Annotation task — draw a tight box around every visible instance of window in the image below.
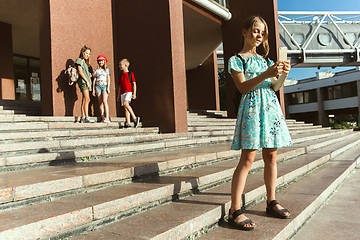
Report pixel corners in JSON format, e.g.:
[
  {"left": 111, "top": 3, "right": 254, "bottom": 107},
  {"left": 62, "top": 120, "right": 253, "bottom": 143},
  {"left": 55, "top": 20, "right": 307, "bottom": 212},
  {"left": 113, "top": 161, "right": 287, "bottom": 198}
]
[
  {"left": 324, "top": 82, "right": 357, "bottom": 100},
  {"left": 287, "top": 90, "right": 317, "bottom": 105}
]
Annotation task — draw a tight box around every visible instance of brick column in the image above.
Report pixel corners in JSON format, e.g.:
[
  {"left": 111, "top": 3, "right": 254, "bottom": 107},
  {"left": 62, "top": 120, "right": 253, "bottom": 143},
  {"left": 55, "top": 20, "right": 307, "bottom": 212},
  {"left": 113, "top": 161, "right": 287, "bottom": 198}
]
[
  {"left": 317, "top": 87, "right": 329, "bottom": 126},
  {"left": 39, "top": 0, "right": 115, "bottom": 117},
  {"left": 113, "top": 0, "right": 188, "bottom": 133},
  {"left": 222, "top": 0, "right": 282, "bottom": 117},
  {"left": 186, "top": 52, "right": 220, "bottom": 111},
  {"left": 0, "top": 22, "right": 15, "bottom": 100}
]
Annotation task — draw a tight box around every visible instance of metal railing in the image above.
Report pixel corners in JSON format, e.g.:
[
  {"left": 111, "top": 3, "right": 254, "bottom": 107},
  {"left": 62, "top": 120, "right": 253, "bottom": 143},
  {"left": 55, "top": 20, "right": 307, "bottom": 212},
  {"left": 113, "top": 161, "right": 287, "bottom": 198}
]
[{"left": 278, "top": 11, "right": 360, "bottom": 67}]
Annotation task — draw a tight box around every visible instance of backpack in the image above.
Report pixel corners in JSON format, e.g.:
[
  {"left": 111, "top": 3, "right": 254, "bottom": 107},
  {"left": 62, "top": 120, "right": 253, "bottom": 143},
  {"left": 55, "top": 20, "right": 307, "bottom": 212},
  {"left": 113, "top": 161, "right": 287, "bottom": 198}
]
[
  {"left": 128, "top": 71, "right": 138, "bottom": 96},
  {"left": 232, "top": 54, "right": 270, "bottom": 114},
  {"left": 66, "top": 64, "right": 79, "bottom": 85}
]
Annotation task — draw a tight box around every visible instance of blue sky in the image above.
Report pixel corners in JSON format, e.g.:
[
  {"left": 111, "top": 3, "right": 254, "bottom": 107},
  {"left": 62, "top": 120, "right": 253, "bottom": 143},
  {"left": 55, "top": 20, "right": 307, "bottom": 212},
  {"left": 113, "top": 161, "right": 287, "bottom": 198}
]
[{"left": 277, "top": 0, "right": 360, "bottom": 80}]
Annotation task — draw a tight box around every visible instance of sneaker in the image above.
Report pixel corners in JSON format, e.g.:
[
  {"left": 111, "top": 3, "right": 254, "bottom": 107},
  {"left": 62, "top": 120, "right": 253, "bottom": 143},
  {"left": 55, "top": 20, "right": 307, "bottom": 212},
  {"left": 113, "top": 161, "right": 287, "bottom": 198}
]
[
  {"left": 103, "top": 118, "right": 110, "bottom": 123},
  {"left": 134, "top": 117, "right": 140, "bottom": 128},
  {"left": 124, "top": 122, "right": 132, "bottom": 128},
  {"left": 84, "top": 117, "right": 95, "bottom": 123}
]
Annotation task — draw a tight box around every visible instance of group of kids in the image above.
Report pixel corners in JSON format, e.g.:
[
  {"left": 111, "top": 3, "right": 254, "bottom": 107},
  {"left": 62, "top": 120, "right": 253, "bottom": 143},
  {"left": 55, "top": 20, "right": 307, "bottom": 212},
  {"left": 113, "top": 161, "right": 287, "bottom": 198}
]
[{"left": 72, "top": 45, "right": 140, "bottom": 128}]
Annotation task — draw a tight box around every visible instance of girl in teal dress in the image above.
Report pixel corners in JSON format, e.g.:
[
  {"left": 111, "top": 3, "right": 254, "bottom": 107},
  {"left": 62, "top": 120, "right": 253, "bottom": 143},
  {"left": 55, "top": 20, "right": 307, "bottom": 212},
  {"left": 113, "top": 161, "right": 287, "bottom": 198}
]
[{"left": 227, "top": 16, "right": 292, "bottom": 231}]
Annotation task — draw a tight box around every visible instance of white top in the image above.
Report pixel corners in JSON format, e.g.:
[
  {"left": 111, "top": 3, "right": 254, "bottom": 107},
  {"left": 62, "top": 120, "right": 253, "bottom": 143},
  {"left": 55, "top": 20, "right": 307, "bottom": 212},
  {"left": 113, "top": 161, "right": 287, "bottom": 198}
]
[{"left": 93, "top": 68, "right": 110, "bottom": 85}]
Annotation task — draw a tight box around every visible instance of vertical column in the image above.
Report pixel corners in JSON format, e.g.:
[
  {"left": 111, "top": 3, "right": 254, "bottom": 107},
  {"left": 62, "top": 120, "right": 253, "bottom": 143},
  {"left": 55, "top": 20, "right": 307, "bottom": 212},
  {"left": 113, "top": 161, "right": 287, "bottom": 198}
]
[
  {"left": 113, "top": 0, "right": 188, "bottom": 133},
  {"left": 222, "top": 0, "right": 282, "bottom": 117},
  {"left": 39, "top": 0, "right": 115, "bottom": 116},
  {"left": 186, "top": 51, "right": 220, "bottom": 111},
  {"left": 357, "top": 80, "right": 360, "bottom": 126},
  {"left": 317, "top": 87, "right": 328, "bottom": 126},
  {"left": 0, "top": 22, "right": 15, "bottom": 100}
]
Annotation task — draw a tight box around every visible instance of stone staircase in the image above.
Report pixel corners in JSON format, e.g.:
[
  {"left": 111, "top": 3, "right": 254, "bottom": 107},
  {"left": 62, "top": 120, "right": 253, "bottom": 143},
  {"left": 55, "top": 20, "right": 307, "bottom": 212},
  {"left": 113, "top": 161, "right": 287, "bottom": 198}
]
[{"left": 0, "top": 109, "right": 359, "bottom": 239}]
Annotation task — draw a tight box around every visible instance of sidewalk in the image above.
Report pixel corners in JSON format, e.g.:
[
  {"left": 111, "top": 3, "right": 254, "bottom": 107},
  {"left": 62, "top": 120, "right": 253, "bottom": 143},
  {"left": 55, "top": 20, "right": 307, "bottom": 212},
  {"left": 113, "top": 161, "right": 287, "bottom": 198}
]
[{"left": 293, "top": 168, "right": 360, "bottom": 240}]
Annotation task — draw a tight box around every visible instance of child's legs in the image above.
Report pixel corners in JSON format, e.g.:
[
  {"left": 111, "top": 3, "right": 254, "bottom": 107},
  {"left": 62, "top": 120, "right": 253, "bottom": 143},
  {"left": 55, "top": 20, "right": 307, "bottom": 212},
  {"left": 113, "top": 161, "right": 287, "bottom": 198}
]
[
  {"left": 81, "top": 90, "right": 90, "bottom": 117},
  {"left": 231, "top": 149, "right": 257, "bottom": 212},
  {"left": 123, "top": 101, "right": 135, "bottom": 123},
  {"left": 262, "top": 148, "right": 277, "bottom": 201},
  {"left": 96, "top": 91, "right": 104, "bottom": 117},
  {"left": 102, "top": 91, "right": 109, "bottom": 119},
  {"left": 124, "top": 107, "right": 131, "bottom": 124}
]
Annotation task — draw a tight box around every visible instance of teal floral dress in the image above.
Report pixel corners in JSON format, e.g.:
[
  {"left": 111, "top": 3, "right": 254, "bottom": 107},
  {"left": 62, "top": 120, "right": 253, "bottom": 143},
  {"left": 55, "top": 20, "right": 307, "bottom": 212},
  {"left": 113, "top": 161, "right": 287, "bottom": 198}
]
[{"left": 228, "top": 56, "right": 293, "bottom": 150}]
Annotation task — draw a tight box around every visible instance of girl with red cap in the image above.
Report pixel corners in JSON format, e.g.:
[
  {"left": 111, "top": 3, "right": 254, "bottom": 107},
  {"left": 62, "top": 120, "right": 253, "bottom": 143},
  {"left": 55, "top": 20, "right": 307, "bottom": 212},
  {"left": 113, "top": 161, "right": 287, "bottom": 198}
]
[{"left": 93, "top": 54, "right": 111, "bottom": 122}]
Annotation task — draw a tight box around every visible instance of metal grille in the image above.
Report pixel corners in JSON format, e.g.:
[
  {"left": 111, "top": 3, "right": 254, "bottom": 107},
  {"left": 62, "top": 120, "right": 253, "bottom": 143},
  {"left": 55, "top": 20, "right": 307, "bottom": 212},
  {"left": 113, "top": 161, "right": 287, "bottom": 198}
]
[{"left": 279, "top": 11, "right": 360, "bottom": 67}]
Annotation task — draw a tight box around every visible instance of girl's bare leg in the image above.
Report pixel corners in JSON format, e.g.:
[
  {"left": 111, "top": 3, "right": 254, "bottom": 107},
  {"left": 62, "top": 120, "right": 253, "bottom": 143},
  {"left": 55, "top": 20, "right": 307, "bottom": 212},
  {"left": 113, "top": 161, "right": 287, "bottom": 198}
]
[
  {"left": 230, "top": 149, "right": 257, "bottom": 226},
  {"left": 102, "top": 92, "right": 109, "bottom": 119},
  {"left": 82, "top": 90, "right": 90, "bottom": 117},
  {"left": 262, "top": 148, "right": 289, "bottom": 216},
  {"left": 96, "top": 92, "right": 104, "bottom": 120}
]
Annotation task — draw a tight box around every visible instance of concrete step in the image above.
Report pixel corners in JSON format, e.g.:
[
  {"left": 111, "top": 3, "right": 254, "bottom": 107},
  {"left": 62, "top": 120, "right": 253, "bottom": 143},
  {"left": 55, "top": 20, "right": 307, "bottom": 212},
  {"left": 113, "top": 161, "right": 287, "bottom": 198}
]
[
  {"left": 0, "top": 131, "right": 183, "bottom": 155},
  {"left": 0, "top": 109, "right": 15, "bottom": 115},
  {"left": 292, "top": 168, "right": 360, "bottom": 240},
  {"left": 0, "top": 127, "right": 158, "bottom": 142},
  {"left": 0, "top": 133, "right": 233, "bottom": 169},
  {"left": 197, "top": 141, "right": 360, "bottom": 240},
  {"left": 0, "top": 125, "right": 347, "bottom": 169},
  {"left": 188, "top": 118, "right": 236, "bottom": 123},
  {"left": 2, "top": 131, "right": 357, "bottom": 240},
  {"left": 188, "top": 125, "right": 328, "bottom": 133},
  {"left": 67, "top": 132, "right": 360, "bottom": 240},
  {"left": 0, "top": 99, "right": 42, "bottom": 116},
  {"left": 0, "top": 121, "right": 131, "bottom": 132},
  {"left": 0, "top": 124, "right": 350, "bottom": 169},
  {"left": 188, "top": 110, "right": 228, "bottom": 118},
  {"left": 0, "top": 115, "right": 127, "bottom": 123},
  {"left": 0, "top": 140, "right": 311, "bottom": 210}
]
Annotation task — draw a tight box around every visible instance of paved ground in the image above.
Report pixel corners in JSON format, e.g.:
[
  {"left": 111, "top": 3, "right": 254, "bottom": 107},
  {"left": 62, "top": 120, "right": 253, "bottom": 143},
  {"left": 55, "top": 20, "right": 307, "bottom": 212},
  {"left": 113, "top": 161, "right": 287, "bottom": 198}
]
[{"left": 293, "top": 167, "right": 360, "bottom": 240}]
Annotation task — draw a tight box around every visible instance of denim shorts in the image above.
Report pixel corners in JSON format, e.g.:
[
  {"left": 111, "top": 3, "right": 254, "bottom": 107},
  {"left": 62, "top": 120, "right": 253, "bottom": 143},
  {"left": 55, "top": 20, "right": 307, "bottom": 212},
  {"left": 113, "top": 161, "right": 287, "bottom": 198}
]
[{"left": 95, "top": 84, "right": 108, "bottom": 93}]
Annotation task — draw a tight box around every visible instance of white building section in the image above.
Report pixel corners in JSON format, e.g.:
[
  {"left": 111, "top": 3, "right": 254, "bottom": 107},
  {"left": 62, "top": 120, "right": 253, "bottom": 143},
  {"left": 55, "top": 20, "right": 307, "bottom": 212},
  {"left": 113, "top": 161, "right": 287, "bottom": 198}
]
[{"left": 284, "top": 67, "right": 360, "bottom": 126}]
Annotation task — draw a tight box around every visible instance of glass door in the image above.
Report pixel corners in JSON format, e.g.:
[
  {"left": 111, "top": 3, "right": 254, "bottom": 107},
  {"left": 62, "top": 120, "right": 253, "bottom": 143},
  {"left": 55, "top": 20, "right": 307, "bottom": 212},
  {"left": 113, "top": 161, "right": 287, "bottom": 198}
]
[{"left": 13, "top": 55, "right": 41, "bottom": 101}]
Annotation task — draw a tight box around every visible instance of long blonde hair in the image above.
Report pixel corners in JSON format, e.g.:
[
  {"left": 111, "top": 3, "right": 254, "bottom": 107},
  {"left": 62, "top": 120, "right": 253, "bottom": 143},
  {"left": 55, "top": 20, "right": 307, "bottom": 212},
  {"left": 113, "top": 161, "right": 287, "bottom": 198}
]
[
  {"left": 79, "top": 45, "right": 91, "bottom": 66},
  {"left": 97, "top": 60, "right": 107, "bottom": 71},
  {"left": 240, "top": 16, "right": 269, "bottom": 57}
]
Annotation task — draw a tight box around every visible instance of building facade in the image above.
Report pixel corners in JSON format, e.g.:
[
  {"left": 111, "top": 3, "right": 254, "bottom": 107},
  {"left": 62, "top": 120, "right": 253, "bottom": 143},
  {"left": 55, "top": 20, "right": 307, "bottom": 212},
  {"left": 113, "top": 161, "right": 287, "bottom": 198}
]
[
  {"left": 284, "top": 67, "right": 360, "bottom": 126},
  {"left": 0, "top": 0, "right": 282, "bottom": 133}
]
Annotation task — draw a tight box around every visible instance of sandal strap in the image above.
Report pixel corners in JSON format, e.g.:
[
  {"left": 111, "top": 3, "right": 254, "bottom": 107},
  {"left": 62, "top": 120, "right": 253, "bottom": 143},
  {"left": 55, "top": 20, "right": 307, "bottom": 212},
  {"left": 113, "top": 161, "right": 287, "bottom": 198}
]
[
  {"left": 278, "top": 208, "right": 290, "bottom": 215},
  {"left": 239, "top": 218, "right": 254, "bottom": 227},
  {"left": 267, "top": 200, "right": 279, "bottom": 209},
  {"left": 229, "top": 209, "right": 245, "bottom": 220}
]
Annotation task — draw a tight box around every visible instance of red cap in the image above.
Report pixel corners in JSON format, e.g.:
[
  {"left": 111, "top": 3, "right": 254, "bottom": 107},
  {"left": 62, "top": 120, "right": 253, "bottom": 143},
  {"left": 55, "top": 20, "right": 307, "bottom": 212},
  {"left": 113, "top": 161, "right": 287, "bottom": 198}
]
[{"left": 97, "top": 54, "right": 108, "bottom": 63}]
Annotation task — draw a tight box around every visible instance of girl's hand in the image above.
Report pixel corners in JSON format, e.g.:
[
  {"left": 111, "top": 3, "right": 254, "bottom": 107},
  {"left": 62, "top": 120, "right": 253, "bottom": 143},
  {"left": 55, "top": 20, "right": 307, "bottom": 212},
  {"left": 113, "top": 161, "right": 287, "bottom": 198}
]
[
  {"left": 266, "top": 62, "right": 283, "bottom": 78},
  {"left": 132, "top": 94, "right": 136, "bottom": 100},
  {"left": 281, "top": 61, "right": 291, "bottom": 74},
  {"left": 107, "top": 87, "right": 110, "bottom": 94},
  {"left": 92, "top": 90, "right": 96, "bottom": 97}
]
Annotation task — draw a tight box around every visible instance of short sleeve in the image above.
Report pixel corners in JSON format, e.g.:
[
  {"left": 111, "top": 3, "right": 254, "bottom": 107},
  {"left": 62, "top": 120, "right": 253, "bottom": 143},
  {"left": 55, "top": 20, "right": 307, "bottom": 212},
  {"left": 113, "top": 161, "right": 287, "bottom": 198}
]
[
  {"left": 106, "top": 68, "right": 111, "bottom": 75},
  {"left": 228, "top": 56, "right": 244, "bottom": 74},
  {"left": 131, "top": 72, "right": 136, "bottom": 82},
  {"left": 75, "top": 58, "right": 82, "bottom": 66},
  {"left": 269, "top": 59, "right": 275, "bottom": 67}
]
